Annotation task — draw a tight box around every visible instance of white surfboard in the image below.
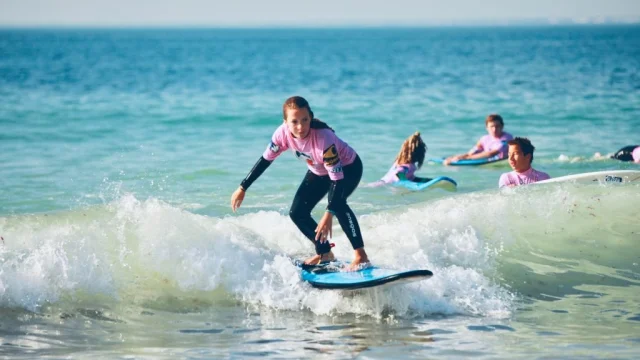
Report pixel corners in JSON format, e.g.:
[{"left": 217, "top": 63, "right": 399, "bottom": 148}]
[{"left": 536, "top": 170, "right": 640, "bottom": 185}]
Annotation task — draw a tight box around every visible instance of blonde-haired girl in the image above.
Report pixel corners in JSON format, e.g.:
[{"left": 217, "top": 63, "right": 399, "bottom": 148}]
[{"left": 377, "top": 132, "right": 432, "bottom": 185}]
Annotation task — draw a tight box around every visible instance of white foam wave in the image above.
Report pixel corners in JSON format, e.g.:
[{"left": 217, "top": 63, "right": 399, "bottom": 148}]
[{"left": 12, "top": 184, "right": 637, "bottom": 318}]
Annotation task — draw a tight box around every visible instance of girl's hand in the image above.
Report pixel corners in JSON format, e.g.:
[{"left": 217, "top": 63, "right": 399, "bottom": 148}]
[
  {"left": 230, "top": 187, "right": 246, "bottom": 212},
  {"left": 315, "top": 212, "right": 333, "bottom": 243}
]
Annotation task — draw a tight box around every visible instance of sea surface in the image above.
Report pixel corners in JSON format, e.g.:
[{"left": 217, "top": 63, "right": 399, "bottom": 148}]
[{"left": 1, "top": 26, "right": 639, "bottom": 359}]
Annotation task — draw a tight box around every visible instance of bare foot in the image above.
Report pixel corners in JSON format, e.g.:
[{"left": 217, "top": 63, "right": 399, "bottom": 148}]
[
  {"left": 345, "top": 261, "right": 371, "bottom": 272},
  {"left": 345, "top": 248, "right": 370, "bottom": 271},
  {"left": 303, "top": 254, "right": 321, "bottom": 265},
  {"left": 303, "top": 251, "right": 335, "bottom": 265}
]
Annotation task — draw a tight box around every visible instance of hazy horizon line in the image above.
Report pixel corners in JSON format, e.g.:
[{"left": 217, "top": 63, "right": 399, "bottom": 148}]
[
  {"left": 1, "top": 15, "right": 639, "bottom": 29},
  {"left": 1, "top": 23, "right": 639, "bottom": 31}
]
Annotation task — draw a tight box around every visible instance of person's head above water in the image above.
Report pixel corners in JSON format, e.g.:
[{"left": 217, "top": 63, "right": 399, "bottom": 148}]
[
  {"left": 507, "top": 137, "right": 535, "bottom": 172},
  {"left": 395, "top": 131, "right": 427, "bottom": 169},
  {"left": 485, "top": 114, "right": 504, "bottom": 138},
  {"left": 282, "top": 96, "right": 332, "bottom": 138}
]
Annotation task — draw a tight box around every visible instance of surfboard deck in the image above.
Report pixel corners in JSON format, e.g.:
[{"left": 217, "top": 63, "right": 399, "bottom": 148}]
[
  {"left": 394, "top": 176, "right": 457, "bottom": 192},
  {"left": 535, "top": 170, "right": 640, "bottom": 185},
  {"left": 296, "top": 260, "right": 433, "bottom": 290},
  {"left": 429, "top": 156, "right": 507, "bottom": 166}
]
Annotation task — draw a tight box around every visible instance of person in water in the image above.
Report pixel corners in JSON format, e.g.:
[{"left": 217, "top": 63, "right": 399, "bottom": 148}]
[
  {"left": 443, "top": 114, "right": 513, "bottom": 165},
  {"left": 371, "top": 132, "right": 431, "bottom": 186},
  {"left": 611, "top": 145, "right": 640, "bottom": 163},
  {"left": 230, "top": 96, "right": 370, "bottom": 270},
  {"left": 498, "top": 137, "right": 550, "bottom": 187}
]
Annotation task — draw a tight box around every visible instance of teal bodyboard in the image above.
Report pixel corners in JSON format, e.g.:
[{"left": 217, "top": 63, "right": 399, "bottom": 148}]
[
  {"left": 394, "top": 176, "right": 457, "bottom": 191},
  {"left": 297, "top": 261, "right": 433, "bottom": 290},
  {"left": 429, "top": 155, "right": 506, "bottom": 166}
]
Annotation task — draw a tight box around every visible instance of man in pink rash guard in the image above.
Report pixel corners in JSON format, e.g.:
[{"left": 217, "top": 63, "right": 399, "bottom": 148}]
[
  {"left": 444, "top": 114, "right": 513, "bottom": 165},
  {"left": 499, "top": 137, "right": 550, "bottom": 187},
  {"left": 229, "top": 96, "right": 370, "bottom": 270}
]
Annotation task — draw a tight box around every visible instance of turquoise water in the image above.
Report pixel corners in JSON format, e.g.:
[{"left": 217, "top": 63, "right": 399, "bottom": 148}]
[{"left": 1, "top": 27, "right": 639, "bottom": 358}]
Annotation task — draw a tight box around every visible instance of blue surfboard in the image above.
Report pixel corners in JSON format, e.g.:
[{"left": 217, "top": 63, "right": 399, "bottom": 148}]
[
  {"left": 393, "top": 176, "right": 457, "bottom": 191},
  {"left": 297, "top": 261, "right": 433, "bottom": 290},
  {"left": 429, "top": 156, "right": 506, "bottom": 166}
]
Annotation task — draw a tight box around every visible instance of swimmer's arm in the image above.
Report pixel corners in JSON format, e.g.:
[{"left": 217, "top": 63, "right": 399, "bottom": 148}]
[
  {"left": 446, "top": 141, "right": 484, "bottom": 162},
  {"left": 466, "top": 141, "right": 484, "bottom": 156},
  {"left": 465, "top": 149, "right": 500, "bottom": 160},
  {"left": 448, "top": 152, "right": 469, "bottom": 160},
  {"left": 444, "top": 152, "right": 470, "bottom": 164}
]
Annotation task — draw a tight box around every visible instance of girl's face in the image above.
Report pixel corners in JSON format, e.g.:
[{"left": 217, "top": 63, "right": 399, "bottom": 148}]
[
  {"left": 486, "top": 121, "right": 504, "bottom": 138},
  {"left": 284, "top": 107, "right": 311, "bottom": 138}
]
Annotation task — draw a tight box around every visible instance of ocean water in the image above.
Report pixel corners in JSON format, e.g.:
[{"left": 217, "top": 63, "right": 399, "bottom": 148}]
[{"left": 1, "top": 26, "right": 639, "bottom": 359}]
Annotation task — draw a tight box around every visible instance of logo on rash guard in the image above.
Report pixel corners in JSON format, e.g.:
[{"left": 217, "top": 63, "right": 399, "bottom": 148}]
[
  {"left": 295, "top": 151, "right": 314, "bottom": 165},
  {"left": 268, "top": 141, "right": 279, "bottom": 153},
  {"left": 323, "top": 144, "right": 339, "bottom": 166},
  {"left": 329, "top": 165, "right": 342, "bottom": 173}
]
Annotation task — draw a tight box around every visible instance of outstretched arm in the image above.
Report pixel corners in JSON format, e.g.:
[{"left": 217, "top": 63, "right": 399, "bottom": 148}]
[
  {"left": 314, "top": 177, "right": 350, "bottom": 243},
  {"left": 464, "top": 149, "right": 500, "bottom": 160},
  {"left": 444, "top": 141, "right": 485, "bottom": 164},
  {"left": 230, "top": 156, "right": 272, "bottom": 212}
]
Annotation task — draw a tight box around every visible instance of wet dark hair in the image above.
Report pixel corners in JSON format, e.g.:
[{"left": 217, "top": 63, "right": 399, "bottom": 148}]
[
  {"left": 282, "top": 96, "right": 333, "bottom": 131},
  {"left": 508, "top": 137, "right": 535, "bottom": 163}
]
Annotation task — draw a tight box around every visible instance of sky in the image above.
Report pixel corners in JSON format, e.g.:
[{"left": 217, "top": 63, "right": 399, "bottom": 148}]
[{"left": 1, "top": 0, "right": 639, "bottom": 27}]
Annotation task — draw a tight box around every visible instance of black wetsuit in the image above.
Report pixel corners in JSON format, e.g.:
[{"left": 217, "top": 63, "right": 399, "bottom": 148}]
[
  {"left": 612, "top": 145, "right": 639, "bottom": 162},
  {"left": 240, "top": 155, "right": 364, "bottom": 255}
]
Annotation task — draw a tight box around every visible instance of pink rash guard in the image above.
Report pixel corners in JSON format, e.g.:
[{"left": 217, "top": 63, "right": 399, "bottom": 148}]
[
  {"left": 499, "top": 167, "right": 551, "bottom": 187},
  {"left": 633, "top": 146, "right": 640, "bottom": 163},
  {"left": 380, "top": 163, "right": 417, "bottom": 184},
  {"left": 471, "top": 132, "right": 514, "bottom": 159},
  {"left": 262, "top": 123, "right": 357, "bottom": 181}
]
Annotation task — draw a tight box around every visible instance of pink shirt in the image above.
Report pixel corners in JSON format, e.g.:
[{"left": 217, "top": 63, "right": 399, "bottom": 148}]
[
  {"left": 380, "top": 163, "right": 417, "bottom": 184},
  {"left": 633, "top": 146, "right": 640, "bottom": 163},
  {"left": 499, "top": 167, "right": 551, "bottom": 188},
  {"left": 262, "top": 124, "right": 357, "bottom": 181},
  {"left": 471, "top": 132, "right": 514, "bottom": 159}
]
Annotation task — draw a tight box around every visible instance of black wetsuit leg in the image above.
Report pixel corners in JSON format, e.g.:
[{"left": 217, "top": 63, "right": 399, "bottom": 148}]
[
  {"left": 327, "top": 156, "right": 364, "bottom": 251},
  {"left": 612, "top": 145, "right": 639, "bottom": 162},
  {"left": 289, "top": 171, "right": 332, "bottom": 255},
  {"left": 289, "top": 156, "right": 365, "bottom": 255}
]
